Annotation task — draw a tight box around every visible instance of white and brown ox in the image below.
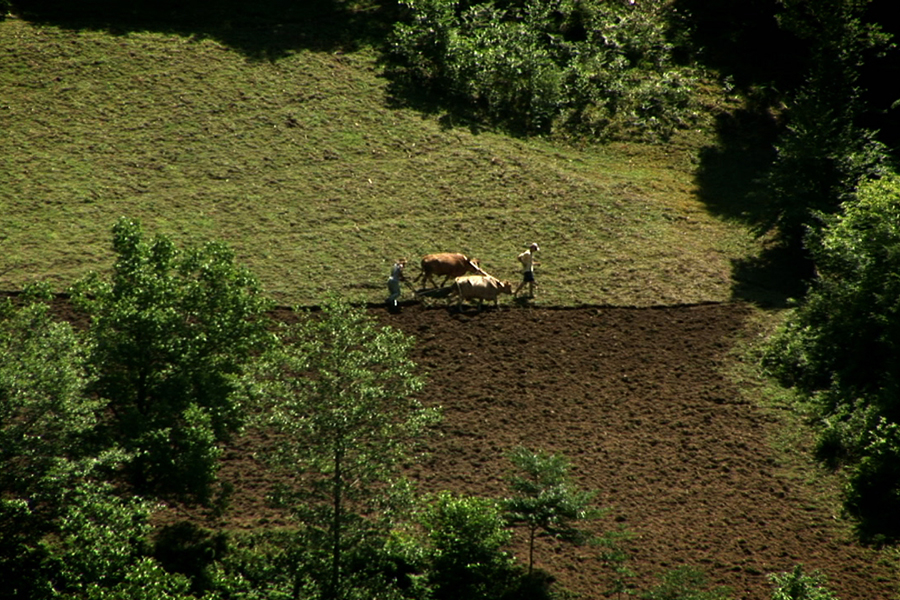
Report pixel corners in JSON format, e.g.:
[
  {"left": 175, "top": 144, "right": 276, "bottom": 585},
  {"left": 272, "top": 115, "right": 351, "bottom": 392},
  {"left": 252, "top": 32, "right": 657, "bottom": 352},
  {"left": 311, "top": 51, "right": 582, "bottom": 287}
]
[
  {"left": 414, "top": 253, "right": 486, "bottom": 289},
  {"left": 452, "top": 274, "right": 513, "bottom": 311}
]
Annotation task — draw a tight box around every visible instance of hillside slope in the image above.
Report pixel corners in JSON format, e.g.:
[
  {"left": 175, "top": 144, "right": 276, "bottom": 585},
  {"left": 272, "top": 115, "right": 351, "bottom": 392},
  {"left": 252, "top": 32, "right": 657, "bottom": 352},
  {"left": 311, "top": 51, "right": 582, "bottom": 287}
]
[{"left": 0, "top": 16, "right": 755, "bottom": 307}]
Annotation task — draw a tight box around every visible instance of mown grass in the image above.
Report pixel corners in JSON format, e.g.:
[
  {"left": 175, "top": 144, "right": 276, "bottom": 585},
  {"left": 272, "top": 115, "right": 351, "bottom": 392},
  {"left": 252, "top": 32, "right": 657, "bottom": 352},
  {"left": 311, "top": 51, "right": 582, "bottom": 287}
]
[{"left": 1, "top": 15, "right": 759, "bottom": 307}]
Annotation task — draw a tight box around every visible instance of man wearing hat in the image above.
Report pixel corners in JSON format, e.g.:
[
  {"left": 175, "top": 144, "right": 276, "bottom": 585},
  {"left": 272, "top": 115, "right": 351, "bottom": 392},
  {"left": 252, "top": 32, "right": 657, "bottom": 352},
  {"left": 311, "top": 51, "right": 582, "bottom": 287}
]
[{"left": 514, "top": 242, "right": 540, "bottom": 298}]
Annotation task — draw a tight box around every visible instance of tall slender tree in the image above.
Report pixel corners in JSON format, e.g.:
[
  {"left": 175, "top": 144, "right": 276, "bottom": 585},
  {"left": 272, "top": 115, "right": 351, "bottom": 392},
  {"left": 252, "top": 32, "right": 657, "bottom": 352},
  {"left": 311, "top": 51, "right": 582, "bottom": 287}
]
[
  {"left": 259, "top": 297, "right": 438, "bottom": 600},
  {"left": 503, "top": 447, "right": 598, "bottom": 575}
]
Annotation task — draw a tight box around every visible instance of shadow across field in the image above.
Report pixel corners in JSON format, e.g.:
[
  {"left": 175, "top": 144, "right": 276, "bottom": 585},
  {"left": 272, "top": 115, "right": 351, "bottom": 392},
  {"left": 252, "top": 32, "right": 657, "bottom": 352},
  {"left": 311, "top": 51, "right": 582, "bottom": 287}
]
[
  {"left": 691, "top": 101, "right": 816, "bottom": 308},
  {"left": 11, "top": 0, "right": 396, "bottom": 60}
]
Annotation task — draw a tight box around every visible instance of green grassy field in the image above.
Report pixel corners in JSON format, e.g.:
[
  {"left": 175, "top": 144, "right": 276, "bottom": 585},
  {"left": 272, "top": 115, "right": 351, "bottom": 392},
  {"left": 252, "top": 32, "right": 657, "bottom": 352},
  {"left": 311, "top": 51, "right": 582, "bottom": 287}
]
[{"left": 1, "top": 14, "right": 759, "bottom": 307}]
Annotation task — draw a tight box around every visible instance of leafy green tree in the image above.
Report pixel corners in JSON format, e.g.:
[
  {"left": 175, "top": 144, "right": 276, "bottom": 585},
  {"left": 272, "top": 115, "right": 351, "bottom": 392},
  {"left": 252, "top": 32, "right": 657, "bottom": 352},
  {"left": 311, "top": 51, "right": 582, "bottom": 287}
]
[
  {"left": 762, "top": 0, "right": 892, "bottom": 245},
  {"left": 258, "top": 297, "right": 438, "bottom": 600},
  {"left": 769, "top": 565, "right": 837, "bottom": 600},
  {"left": 421, "top": 492, "right": 518, "bottom": 600},
  {"left": 72, "top": 217, "right": 274, "bottom": 501},
  {"left": 1, "top": 294, "right": 100, "bottom": 598},
  {"left": 1, "top": 290, "right": 100, "bottom": 492},
  {"left": 502, "top": 447, "right": 599, "bottom": 575},
  {"left": 0, "top": 294, "right": 191, "bottom": 600},
  {"left": 763, "top": 174, "right": 900, "bottom": 537},
  {"left": 763, "top": 176, "right": 900, "bottom": 448}
]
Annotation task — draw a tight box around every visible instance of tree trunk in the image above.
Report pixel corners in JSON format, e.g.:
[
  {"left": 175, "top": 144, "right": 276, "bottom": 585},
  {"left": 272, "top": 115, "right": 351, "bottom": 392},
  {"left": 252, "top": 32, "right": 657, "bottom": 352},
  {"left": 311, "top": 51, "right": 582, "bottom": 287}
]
[
  {"left": 328, "top": 447, "right": 344, "bottom": 600},
  {"left": 528, "top": 523, "right": 536, "bottom": 575}
]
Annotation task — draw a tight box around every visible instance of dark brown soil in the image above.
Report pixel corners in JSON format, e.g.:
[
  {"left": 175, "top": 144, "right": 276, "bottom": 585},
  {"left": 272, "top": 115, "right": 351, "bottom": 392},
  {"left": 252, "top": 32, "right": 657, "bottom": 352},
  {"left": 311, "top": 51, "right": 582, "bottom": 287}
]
[
  {"left": 367, "top": 303, "right": 893, "bottom": 600},
  {"left": 33, "top": 294, "right": 897, "bottom": 599}
]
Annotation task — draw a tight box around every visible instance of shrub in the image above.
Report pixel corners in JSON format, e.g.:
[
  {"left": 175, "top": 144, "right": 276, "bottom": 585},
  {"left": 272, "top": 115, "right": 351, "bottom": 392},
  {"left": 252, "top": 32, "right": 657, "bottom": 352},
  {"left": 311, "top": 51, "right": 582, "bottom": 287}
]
[
  {"left": 388, "top": 0, "right": 699, "bottom": 141},
  {"left": 769, "top": 565, "right": 837, "bottom": 600},
  {"left": 422, "top": 492, "right": 518, "bottom": 600},
  {"left": 762, "top": 174, "right": 900, "bottom": 538}
]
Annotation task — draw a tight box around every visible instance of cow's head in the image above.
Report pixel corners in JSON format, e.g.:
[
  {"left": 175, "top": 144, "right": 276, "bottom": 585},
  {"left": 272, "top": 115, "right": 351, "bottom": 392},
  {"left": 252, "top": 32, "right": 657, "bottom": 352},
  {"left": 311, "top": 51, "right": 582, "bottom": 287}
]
[{"left": 499, "top": 281, "right": 513, "bottom": 294}]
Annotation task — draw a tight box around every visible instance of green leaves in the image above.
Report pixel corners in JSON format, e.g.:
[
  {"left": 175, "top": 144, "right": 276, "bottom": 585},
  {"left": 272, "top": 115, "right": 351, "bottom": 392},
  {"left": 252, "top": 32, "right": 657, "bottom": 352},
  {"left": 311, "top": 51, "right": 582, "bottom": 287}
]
[
  {"left": 263, "top": 298, "right": 434, "bottom": 483},
  {"left": 0, "top": 300, "right": 100, "bottom": 494},
  {"left": 421, "top": 492, "right": 516, "bottom": 600},
  {"left": 762, "top": 0, "right": 891, "bottom": 244},
  {"left": 389, "top": 0, "right": 699, "bottom": 140},
  {"left": 769, "top": 565, "right": 837, "bottom": 600},
  {"left": 73, "top": 216, "right": 275, "bottom": 501},
  {"left": 503, "top": 447, "right": 599, "bottom": 574},
  {"left": 257, "top": 297, "right": 438, "bottom": 599},
  {"left": 763, "top": 174, "right": 900, "bottom": 539}
]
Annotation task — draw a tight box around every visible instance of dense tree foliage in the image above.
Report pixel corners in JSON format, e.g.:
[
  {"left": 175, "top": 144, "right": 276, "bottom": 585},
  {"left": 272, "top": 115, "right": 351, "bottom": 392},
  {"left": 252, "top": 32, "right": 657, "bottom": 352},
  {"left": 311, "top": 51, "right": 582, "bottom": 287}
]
[
  {"left": 72, "top": 217, "right": 273, "bottom": 502},
  {"left": 761, "top": 0, "right": 893, "bottom": 245},
  {"left": 0, "top": 294, "right": 193, "bottom": 600},
  {"left": 421, "top": 492, "right": 518, "bottom": 600},
  {"left": 763, "top": 175, "right": 900, "bottom": 539},
  {"left": 389, "top": 0, "right": 700, "bottom": 140}
]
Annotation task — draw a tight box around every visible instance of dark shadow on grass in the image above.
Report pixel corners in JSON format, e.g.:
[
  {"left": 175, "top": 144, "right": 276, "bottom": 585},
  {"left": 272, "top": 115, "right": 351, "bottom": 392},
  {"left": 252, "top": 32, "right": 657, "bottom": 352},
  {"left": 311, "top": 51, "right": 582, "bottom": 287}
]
[
  {"left": 729, "top": 245, "right": 814, "bottom": 309},
  {"left": 691, "top": 96, "right": 816, "bottom": 308},
  {"left": 10, "top": 0, "right": 399, "bottom": 60}
]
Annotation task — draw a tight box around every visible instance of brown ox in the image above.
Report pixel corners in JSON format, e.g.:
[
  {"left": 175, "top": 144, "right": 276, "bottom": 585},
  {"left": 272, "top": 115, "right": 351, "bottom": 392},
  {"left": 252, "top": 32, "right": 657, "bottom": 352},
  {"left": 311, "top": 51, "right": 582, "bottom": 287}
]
[
  {"left": 414, "top": 253, "right": 485, "bottom": 289},
  {"left": 452, "top": 274, "right": 513, "bottom": 311}
]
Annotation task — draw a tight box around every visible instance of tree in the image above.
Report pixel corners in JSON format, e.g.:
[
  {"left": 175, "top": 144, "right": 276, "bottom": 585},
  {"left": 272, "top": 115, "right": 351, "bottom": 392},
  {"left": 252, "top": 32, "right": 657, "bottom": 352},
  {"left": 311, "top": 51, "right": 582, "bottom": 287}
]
[
  {"left": 0, "top": 288, "right": 101, "bottom": 498},
  {"left": 502, "top": 447, "right": 599, "bottom": 575},
  {"left": 421, "top": 492, "right": 518, "bottom": 600},
  {"left": 763, "top": 174, "right": 900, "bottom": 538},
  {"left": 259, "top": 297, "right": 439, "bottom": 600},
  {"left": 0, "top": 292, "right": 191, "bottom": 599},
  {"left": 762, "top": 0, "right": 892, "bottom": 246},
  {"left": 72, "top": 217, "right": 274, "bottom": 502}
]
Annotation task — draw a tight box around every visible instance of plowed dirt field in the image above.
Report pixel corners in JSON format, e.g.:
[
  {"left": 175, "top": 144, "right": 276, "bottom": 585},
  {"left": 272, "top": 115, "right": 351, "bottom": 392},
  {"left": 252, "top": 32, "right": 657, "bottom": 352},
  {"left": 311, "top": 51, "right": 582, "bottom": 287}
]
[
  {"left": 41, "top": 295, "right": 897, "bottom": 599},
  {"left": 361, "top": 302, "right": 893, "bottom": 599}
]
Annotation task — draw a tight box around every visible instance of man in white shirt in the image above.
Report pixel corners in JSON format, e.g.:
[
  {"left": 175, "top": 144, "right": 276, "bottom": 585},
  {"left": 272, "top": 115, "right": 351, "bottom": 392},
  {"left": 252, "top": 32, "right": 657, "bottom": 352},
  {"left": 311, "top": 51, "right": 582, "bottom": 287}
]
[
  {"left": 386, "top": 258, "right": 407, "bottom": 309},
  {"left": 514, "top": 243, "right": 540, "bottom": 298}
]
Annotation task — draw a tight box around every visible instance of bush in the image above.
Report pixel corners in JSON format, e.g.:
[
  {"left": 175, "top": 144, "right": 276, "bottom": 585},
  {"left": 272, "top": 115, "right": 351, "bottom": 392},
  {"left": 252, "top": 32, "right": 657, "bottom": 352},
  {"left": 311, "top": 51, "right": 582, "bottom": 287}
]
[
  {"left": 388, "top": 0, "right": 699, "bottom": 141},
  {"left": 769, "top": 565, "right": 837, "bottom": 600},
  {"left": 762, "top": 174, "right": 900, "bottom": 537},
  {"left": 422, "top": 492, "right": 519, "bottom": 600}
]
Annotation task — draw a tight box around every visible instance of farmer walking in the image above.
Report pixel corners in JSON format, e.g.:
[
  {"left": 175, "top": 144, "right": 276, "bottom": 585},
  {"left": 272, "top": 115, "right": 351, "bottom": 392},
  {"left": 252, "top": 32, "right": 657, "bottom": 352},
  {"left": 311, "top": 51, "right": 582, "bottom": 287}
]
[
  {"left": 514, "top": 242, "right": 540, "bottom": 298},
  {"left": 386, "top": 258, "right": 407, "bottom": 310}
]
